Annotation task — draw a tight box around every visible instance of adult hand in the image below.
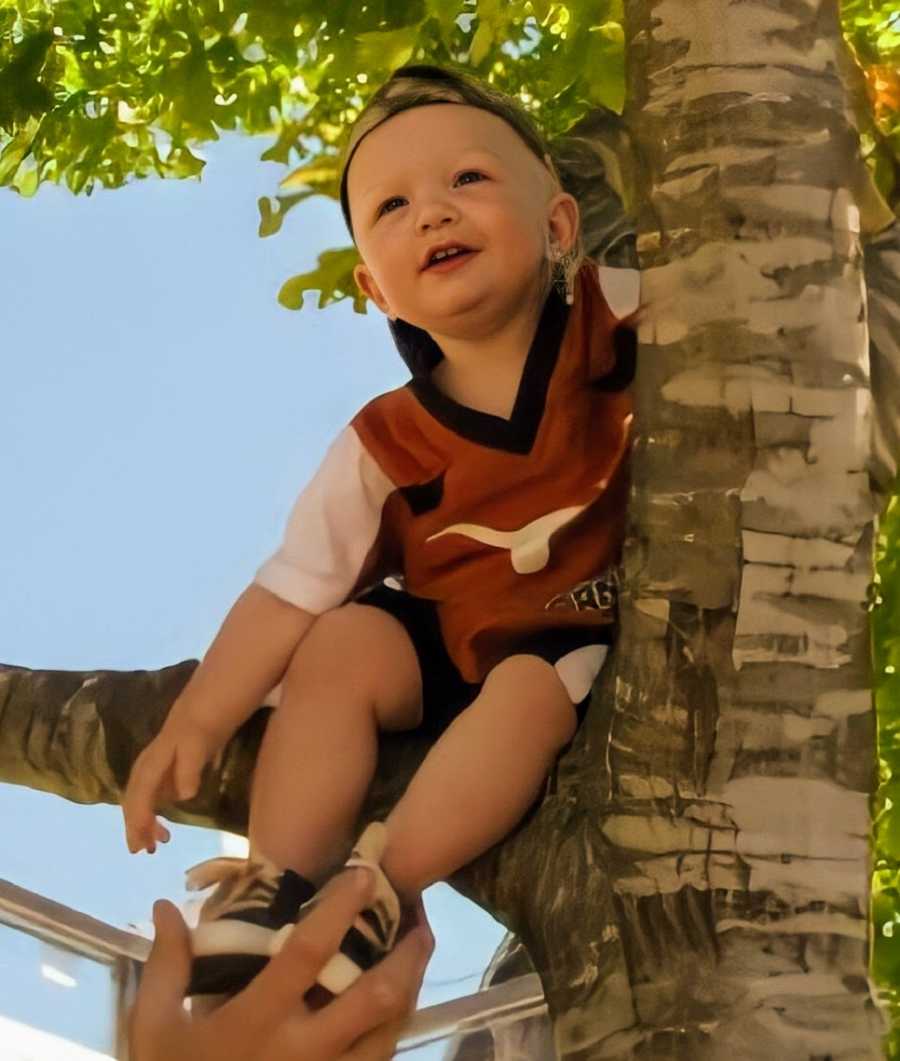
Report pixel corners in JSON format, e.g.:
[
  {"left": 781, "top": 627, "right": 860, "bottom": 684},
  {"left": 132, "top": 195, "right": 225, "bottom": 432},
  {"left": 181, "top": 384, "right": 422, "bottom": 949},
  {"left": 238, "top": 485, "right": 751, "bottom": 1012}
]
[{"left": 129, "top": 867, "right": 434, "bottom": 1061}]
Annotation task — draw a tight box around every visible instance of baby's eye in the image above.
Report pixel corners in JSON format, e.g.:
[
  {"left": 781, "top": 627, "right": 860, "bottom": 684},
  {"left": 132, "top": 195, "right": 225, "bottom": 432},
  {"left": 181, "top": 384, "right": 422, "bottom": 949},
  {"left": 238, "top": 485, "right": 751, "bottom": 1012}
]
[
  {"left": 379, "top": 196, "right": 405, "bottom": 216},
  {"left": 373, "top": 171, "right": 486, "bottom": 217}
]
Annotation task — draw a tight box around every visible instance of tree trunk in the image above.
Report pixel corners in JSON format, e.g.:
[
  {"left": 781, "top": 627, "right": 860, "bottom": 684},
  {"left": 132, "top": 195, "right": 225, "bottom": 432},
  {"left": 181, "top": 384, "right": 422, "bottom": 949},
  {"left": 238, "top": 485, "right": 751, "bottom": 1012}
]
[
  {"left": 1, "top": 1, "right": 898, "bottom": 1058},
  {"left": 541, "top": 0, "right": 890, "bottom": 1054},
  {"left": 456, "top": 2, "right": 900, "bottom": 1055}
]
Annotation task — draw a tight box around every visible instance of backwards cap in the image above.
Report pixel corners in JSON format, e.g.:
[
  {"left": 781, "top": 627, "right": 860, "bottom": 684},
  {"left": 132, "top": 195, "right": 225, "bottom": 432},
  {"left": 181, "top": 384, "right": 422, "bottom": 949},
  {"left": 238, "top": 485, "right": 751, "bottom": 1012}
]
[{"left": 338, "top": 64, "right": 559, "bottom": 243}]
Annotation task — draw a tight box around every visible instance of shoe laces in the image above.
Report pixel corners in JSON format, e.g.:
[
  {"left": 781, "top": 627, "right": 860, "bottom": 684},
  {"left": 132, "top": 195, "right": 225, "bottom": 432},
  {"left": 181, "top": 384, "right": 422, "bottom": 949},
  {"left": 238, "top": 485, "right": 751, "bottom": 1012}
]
[
  {"left": 185, "top": 856, "right": 282, "bottom": 922},
  {"left": 342, "top": 822, "right": 401, "bottom": 951}
]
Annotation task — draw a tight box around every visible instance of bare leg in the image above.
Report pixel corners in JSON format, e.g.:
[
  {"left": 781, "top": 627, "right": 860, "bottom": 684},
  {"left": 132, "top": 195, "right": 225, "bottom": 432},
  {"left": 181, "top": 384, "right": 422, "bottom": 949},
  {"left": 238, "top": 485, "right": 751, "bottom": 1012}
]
[
  {"left": 380, "top": 654, "right": 577, "bottom": 907},
  {"left": 247, "top": 603, "right": 423, "bottom": 886}
]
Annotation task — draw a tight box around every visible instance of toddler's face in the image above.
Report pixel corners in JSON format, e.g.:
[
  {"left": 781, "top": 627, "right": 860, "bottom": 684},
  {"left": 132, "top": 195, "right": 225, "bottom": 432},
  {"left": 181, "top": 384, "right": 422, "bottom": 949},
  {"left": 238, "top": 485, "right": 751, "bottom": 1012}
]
[{"left": 348, "top": 103, "right": 567, "bottom": 336}]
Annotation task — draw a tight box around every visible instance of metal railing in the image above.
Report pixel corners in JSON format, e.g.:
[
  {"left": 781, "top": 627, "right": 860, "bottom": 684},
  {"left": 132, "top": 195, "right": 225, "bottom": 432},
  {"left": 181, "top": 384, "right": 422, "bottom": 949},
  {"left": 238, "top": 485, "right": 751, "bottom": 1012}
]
[{"left": 0, "top": 879, "right": 547, "bottom": 1060}]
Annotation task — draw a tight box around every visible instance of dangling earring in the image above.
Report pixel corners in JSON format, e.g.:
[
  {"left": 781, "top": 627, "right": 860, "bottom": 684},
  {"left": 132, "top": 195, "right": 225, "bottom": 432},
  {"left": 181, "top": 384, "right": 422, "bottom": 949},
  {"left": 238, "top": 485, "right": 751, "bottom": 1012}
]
[{"left": 547, "top": 235, "right": 577, "bottom": 306}]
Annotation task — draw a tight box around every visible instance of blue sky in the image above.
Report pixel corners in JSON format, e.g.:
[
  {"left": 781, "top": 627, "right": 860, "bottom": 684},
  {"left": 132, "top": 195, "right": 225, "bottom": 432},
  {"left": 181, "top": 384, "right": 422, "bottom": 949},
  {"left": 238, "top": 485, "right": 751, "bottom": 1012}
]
[{"left": 0, "top": 129, "right": 506, "bottom": 1056}]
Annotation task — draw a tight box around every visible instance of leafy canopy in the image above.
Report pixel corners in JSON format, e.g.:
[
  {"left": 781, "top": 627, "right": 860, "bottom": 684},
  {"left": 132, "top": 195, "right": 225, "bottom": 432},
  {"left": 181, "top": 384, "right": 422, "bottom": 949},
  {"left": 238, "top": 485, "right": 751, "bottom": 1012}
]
[{"left": 1, "top": 0, "right": 897, "bottom": 310}]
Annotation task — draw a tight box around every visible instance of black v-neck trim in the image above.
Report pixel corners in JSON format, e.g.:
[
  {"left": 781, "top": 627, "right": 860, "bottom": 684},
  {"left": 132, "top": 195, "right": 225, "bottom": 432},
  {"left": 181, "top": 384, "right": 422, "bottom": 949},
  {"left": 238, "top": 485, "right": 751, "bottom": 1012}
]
[{"left": 404, "top": 288, "right": 571, "bottom": 455}]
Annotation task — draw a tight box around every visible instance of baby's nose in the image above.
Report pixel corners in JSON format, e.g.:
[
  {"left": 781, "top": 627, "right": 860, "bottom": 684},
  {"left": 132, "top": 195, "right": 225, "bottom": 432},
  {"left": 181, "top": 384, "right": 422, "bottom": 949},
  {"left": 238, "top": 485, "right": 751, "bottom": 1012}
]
[{"left": 416, "top": 198, "right": 459, "bottom": 230}]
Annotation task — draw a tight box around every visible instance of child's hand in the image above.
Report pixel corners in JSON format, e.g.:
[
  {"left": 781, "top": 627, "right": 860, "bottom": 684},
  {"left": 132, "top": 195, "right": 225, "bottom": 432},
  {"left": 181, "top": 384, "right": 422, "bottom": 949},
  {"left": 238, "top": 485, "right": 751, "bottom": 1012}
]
[{"left": 122, "top": 717, "right": 221, "bottom": 854}]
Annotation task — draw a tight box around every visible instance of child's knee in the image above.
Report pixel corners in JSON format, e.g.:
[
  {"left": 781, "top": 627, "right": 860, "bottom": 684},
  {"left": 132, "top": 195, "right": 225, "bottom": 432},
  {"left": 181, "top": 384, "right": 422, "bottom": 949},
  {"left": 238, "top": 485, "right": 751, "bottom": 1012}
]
[{"left": 283, "top": 603, "right": 423, "bottom": 731}]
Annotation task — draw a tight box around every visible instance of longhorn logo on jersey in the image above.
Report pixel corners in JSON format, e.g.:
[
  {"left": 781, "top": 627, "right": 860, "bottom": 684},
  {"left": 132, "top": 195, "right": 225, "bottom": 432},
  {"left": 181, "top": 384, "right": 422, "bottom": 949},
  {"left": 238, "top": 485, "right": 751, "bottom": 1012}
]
[{"left": 425, "top": 477, "right": 610, "bottom": 574}]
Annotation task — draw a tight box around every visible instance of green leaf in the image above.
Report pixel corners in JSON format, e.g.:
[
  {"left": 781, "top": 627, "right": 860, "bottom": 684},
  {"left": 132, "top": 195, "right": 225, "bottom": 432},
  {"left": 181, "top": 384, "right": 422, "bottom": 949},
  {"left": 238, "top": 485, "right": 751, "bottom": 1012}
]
[
  {"left": 257, "top": 190, "right": 317, "bottom": 238},
  {"left": 478, "top": 0, "right": 503, "bottom": 24},
  {"left": 14, "top": 157, "right": 39, "bottom": 196},
  {"left": 873, "top": 890, "right": 900, "bottom": 984},
  {"left": 425, "top": 0, "right": 467, "bottom": 41},
  {"left": 469, "top": 19, "right": 494, "bottom": 66},
  {"left": 0, "top": 121, "right": 38, "bottom": 185},
  {"left": 352, "top": 27, "right": 417, "bottom": 73},
  {"left": 278, "top": 245, "right": 367, "bottom": 313},
  {"left": 879, "top": 795, "right": 900, "bottom": 860},
  {"left": 278, "top": 154, "right": 342, "bottom": 195},
  {"left": 529, "top": 0, "right": 554, "bottom": 26}
]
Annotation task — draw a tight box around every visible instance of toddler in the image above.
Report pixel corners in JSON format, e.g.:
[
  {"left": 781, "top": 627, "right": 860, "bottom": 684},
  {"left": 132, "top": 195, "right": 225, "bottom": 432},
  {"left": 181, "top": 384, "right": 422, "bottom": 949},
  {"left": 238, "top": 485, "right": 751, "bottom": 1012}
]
[{"left": 122, "top": 63, "right": 640, "bottom": 1008}]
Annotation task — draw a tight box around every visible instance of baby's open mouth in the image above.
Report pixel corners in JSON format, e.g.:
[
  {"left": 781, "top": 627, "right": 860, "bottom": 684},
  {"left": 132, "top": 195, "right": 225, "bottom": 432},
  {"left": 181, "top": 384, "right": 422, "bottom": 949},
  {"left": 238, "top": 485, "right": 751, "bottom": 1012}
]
[{"left": 425, "top": 249, "right": 476, "bottom": 270}]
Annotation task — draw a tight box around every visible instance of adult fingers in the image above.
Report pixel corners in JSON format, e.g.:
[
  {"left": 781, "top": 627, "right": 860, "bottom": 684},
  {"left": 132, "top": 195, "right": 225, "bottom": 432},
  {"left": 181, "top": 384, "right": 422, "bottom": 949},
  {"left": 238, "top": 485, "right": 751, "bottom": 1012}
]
[
  {"left": 339, "top": 1015, "right": 407, "bottom": 1061},
  {"left": 146, "top": 901, "right": 193, "bottom": 1002},
  {"left": 129, "top": 901, "right": 191, "bottom": 1048},
  {"left": 215, "top": 867, "right": 376, "bottom": 1044},
  {"left": 406, "top": 895, "right": 434, "bottom": 951},
  {"left": 301, "top": 919, "right": 434, "bottom": 1059}
]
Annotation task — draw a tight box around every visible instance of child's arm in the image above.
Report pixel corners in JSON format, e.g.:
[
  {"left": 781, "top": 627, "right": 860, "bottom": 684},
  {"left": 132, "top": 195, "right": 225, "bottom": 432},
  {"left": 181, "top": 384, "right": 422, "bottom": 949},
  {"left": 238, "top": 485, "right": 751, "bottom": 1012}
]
[
  {"left": 123, "top": 420, "right": 398, "bottom": 853},
  {"left": 122, "top": 584, "right": 316, "bottom": 853},
  {"left": 167, "top": 583, "right": 316, "bottom": 740}
]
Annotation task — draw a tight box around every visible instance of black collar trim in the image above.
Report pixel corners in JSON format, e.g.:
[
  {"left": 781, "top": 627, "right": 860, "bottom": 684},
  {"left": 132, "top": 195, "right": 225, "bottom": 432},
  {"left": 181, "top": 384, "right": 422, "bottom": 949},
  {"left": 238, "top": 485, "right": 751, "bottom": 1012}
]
[{"left": 405, "top": 289, "right": 570, "bottom": 455}]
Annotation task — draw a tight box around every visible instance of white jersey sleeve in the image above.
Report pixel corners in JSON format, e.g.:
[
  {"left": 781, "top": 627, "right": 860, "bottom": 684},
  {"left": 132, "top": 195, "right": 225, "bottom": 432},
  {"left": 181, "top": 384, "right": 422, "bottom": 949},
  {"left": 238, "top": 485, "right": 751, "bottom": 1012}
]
[
  {"left": 596, "top": 265, "right": 640, "bottom": 321},
  {"left": 253, "top": 425, "right": 398, "bottom": 615}
]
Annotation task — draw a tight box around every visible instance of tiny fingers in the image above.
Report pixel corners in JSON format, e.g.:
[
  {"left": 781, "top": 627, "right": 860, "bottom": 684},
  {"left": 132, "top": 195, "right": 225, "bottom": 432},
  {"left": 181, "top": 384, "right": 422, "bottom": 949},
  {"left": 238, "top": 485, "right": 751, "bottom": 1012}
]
[
  {"left": 123, "top": 751, "right": 168, "bottom": 853},
  {"left": 124, "top": 797, "right": 157, "bottom": 853},
  {"left": 174, "top": 742, "right": 203, "bottom": 801},
  {"left": 122, "top": 797, "right": 150, "bottom": 854}
]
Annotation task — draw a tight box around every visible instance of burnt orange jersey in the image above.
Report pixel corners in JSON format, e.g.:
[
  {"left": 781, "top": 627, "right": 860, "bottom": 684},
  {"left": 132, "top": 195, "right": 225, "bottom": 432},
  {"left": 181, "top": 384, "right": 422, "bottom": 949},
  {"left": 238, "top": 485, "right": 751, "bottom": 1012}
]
[{"left": 255, "top": 258, "right": 639, "bottom": 684}]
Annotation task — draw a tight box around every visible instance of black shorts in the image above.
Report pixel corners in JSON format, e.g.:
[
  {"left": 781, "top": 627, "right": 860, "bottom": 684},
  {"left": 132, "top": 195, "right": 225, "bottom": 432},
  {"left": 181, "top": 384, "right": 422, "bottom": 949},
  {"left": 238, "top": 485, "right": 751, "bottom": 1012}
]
[{"left": 352, "top": 582, "right": 615, "bottom": 743}]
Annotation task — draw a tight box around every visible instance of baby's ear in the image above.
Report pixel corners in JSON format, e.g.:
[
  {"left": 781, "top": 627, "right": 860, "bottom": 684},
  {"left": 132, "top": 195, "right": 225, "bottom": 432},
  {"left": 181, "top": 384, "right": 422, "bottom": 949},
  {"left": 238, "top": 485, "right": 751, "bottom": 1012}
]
[
  {"left": 548, "top": 192, "right": 579, "bottom": 254},
  {"left": 352, "top": 262, "right": 372, "bottom": 297},
  {"left": 353, "top": 263, "right": 390, "bottom": 315}
]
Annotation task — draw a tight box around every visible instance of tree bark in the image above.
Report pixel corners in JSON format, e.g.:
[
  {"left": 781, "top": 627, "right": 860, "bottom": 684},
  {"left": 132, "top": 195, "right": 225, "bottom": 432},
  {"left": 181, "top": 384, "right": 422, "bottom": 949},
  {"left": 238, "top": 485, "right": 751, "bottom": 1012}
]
[
  {"left": 521, "top": 0, "right": 890, "bottom": 1054},
  {"left": 1, "top": 1, "right": 898, "bottom": 1058}
]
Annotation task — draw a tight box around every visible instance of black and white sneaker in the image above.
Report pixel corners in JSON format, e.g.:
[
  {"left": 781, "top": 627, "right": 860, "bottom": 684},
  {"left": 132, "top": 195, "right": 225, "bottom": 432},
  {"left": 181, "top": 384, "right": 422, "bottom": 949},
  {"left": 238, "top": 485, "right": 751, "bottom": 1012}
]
[
  {"left": 299, "top": 821, "right": 401, "bottom": 998},
  {"left": 184, "top": 822, "right": 401, "bottom": 1002},
  {"left": 185, "top": 854, "right": 317, "bottom": 999}
]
